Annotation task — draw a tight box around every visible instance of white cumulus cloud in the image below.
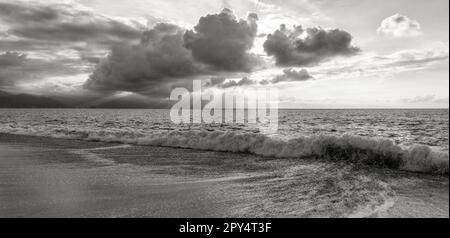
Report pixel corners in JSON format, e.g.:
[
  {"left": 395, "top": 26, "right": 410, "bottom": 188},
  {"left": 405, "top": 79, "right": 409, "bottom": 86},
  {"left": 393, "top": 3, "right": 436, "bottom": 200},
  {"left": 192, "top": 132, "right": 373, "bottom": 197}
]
[{"left": 377, "top": 14, "right": 421, "bottom": 37}]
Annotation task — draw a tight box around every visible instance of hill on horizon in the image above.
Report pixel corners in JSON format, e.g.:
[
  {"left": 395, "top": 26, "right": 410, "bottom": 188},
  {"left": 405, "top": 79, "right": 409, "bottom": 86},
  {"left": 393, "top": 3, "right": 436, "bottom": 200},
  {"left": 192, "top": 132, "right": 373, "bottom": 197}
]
[{"left": 0, "top": 91, "right": 69, "bottom": 108}]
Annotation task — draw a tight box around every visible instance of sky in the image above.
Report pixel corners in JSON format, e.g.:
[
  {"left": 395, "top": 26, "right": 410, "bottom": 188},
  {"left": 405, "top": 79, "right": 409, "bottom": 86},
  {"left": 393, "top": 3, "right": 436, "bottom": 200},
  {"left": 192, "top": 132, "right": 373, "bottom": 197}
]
[{"left": 0, "top": 0, "right": 448, "bottom": 108}]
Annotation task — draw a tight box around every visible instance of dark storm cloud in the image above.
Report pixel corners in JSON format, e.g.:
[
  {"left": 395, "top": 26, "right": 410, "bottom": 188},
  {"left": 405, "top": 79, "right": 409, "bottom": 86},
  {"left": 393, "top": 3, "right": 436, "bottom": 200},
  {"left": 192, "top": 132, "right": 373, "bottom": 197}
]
[
  {"left": 0, "top": 2, "right": 143, "bottom": 44},
  {"left": 1, "top": 4, "right": 264, "bottom": 100},
  {"left": 84, "top": 23, "right": 205, "bottom": 95},
  {"left": 263, "top": 25, "right": 360, "bottom": 66},
  {"left": 0, "top": 1, "right": 146, "bottom": 91},
  {"left": 184, "top": 9, "right": 261, "bottom": 72},
  {"left": 271, "top": 68, "right": 313, "bottom": 83},
  {"left": 86, "top": 9, "right": 264, "bottom": 98}
]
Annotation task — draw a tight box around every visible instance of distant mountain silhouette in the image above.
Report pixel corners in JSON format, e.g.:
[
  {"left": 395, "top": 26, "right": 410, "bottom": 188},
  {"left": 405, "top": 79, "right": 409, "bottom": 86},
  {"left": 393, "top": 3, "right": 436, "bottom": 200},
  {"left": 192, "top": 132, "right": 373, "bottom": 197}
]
[
  {"left": 0, "top": 91, "right": 69, "bottom": 108},
  {"left": 0, "top": 90, "right": 12, "bottom": 97},
  {"left": 0, "top": 91, "right": 174, "bottom": 108}
]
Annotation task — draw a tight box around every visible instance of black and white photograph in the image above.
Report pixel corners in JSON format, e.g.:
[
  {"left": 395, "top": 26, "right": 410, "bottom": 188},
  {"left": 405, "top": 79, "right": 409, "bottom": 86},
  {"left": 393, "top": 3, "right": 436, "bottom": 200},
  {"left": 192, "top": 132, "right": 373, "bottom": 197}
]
[{"left": 0, "top": 0, "right": 448, "bottom": 221}]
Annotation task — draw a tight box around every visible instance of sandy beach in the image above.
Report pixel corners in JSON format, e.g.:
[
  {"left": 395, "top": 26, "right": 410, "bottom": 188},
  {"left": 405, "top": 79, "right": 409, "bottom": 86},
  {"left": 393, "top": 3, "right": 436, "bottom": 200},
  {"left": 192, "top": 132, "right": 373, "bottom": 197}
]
[{"left": 0, "top": 133, "right": 448, "bottom": 218}]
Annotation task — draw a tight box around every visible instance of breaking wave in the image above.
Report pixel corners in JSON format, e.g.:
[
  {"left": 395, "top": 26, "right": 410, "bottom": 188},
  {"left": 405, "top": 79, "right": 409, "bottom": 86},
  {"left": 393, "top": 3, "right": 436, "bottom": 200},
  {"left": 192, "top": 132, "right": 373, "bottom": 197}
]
[{"left": 1, "top": 127, "right": 448, "bottom": 175}]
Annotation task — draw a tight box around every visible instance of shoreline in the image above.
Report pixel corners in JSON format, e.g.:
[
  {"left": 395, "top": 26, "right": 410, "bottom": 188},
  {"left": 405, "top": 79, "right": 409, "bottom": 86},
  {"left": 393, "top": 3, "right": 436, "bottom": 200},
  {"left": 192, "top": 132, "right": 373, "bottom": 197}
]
[
  {"left": 0, "top": 133, "right": 448, "bottom": 218},
  {"left": 1, "top": 128, "right": 448, "bottom": 176}
]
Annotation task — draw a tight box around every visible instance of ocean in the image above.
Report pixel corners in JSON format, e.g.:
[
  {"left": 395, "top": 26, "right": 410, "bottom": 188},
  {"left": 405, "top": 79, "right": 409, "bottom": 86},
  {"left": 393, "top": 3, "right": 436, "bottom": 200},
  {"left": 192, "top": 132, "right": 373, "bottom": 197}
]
[
  {"left": 0, "top": 109, "right": 448, "bottom": 173},
  {"left": 0, "top": 109, "right": 448, "bottom": 217}
]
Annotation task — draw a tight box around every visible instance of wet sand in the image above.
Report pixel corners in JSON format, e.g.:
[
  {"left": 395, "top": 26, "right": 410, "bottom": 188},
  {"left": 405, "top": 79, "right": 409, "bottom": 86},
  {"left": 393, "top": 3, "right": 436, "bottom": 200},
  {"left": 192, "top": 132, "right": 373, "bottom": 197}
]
[
  {"left": 0, "top": 138, "right": 231, "bottom": 217},
  {"left": 0, "top": 133, "right": 448, "bottom": 218}
]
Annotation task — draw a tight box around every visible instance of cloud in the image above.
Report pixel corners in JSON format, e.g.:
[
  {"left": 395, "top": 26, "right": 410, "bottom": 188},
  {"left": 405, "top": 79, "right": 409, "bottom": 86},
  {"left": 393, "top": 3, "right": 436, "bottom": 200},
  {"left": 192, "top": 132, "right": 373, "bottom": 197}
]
[
  {"left": 401, "top": 95, "right": 448, "bottom": 104},
  {"left": 271, "top": 68, "right": 313, "bottom": 83},
  {"left": 184, "top": 9, "right": 261, "bottom": 72},
  {"left": 0, "top": 52, "right": 26, "bottom": 67},
  {"left": 0, "top": 1, "right": 144, "bottom": 44},
  {"left": 384, "top": 42, "right": 449, "bottom": 68},
  {"left": 86, "top": 9, "right": 267, "bottom": 97},
  {"left": 84, "top": 23, "right": 205, "bottom": 95},
  {"left": 221, "top": 0, "right": 232, "bottom": 9},
  {"left": 264, "top": 25, "right": 360, "bottom": 66},
  {"left": 434, "top": 98, "right": 450, "bottom": 104},
  {"left": 0, "top": 1, "right": 146, "bottom": 92},
  {"left": 203, "top": 76, "right": 227, "bottom": 87},
  {"left": 311, "top": 42, "right": 449, "bottom": 80},
  {"left": 218, "top": 76, "right": 256, "bottom": 88},
  {"left": 377, "top": 14, "right": 421, "bottom": 38},
  {"left": 0, "top": 51, "right": 83, "bottom": 89},
  {"left": 213, "top": 68, "right": 313, "bottom": 88},
  {"left": 0, "top": 1, "right": 59, "bottom": 23}
]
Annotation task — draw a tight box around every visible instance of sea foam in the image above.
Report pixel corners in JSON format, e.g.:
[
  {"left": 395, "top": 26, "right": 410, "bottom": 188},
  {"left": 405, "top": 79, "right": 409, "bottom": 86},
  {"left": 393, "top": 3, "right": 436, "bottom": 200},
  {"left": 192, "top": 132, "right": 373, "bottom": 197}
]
[{"left": 1, "top": 127, "right": 448, "bottom": 175}]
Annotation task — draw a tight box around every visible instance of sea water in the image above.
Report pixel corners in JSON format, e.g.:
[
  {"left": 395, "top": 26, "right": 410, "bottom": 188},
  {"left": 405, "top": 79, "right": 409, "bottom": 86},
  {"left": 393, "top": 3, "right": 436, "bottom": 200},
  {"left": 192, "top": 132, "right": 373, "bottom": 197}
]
[{"left": 0, "top": 108, "right": 448, "bottom": 174}]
